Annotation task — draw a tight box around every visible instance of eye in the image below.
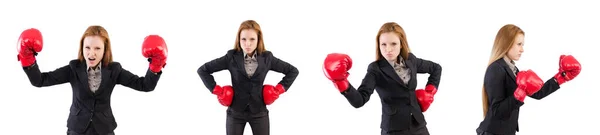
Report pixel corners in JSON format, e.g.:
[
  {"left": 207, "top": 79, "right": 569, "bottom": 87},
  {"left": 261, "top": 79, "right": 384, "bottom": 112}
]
[
  {"left": 391, "top": 42, "right": 398, "bottom": 46},
  {"left": 381, "top": 43, "right": 386, "bottom": 46},
  {"left": 85, "top": 46, "right": 90, "bottom": 49},
  {"left": 518, "top": 42, "right": 523, "bottom": 46},
  {"left": 250, "top": 38, "right": 256, "bottom": 41},
  {"left": 241, "top": 38, "right": 246, "bottom": 41},
  {"left": 95, "top": 47, "right": 101, "bottom": 50}
]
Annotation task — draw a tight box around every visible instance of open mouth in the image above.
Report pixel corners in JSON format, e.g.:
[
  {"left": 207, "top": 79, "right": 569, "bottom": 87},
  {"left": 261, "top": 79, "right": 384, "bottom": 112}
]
[{"left": 88, "top": 58, "right": 97, "bottom": 62}]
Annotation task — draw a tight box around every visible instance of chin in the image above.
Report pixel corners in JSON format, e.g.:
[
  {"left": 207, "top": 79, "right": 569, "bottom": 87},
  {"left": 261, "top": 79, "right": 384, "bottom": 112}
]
[{"left": 385, "top": 57, "right": 394, "bottom": 61}]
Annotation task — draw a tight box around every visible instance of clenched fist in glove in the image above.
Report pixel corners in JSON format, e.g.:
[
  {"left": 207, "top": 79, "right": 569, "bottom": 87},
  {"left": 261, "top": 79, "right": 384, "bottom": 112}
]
[
  {"left": 213, "top": 85, "right": 234, "bottom": 106},
  {"left": 17, "top": 28, "right": 43, "bottom": 67},
  {"left": 416, "top": 84, "right": 437, "bottom": 112},
  {"left": 323, "top": 53, "right": 353, "bottom": 92},
  {"left": 513, "top": 70, "right": 544, "bottom": 102},
  {"left": 553, "top": 55, "right": 581, "bottom": 85},
  {"left": 263, "top": 84, "right": 286, "bottom": 105},
  {"left": 142, "top": 35, "right": 168, "bottom": 73}
]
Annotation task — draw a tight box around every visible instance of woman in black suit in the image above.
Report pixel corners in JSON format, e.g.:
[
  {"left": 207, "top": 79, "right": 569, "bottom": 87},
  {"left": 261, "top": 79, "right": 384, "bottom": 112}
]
[
  {"left": 323, "top": 22, "right": 442, "bottom": 135},
  {"left": 16, "top": 26, "right": 168, "bottom": 135},
  {"left": 197, "top": 20, "right": 299, "bottom": 135},
  {"left": 476, "top": 24, "right": 582, "bottom": 135}
]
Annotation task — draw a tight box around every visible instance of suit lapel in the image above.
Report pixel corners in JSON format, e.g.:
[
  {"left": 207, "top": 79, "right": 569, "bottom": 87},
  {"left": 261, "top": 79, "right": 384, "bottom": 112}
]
[
  {"left": 95, "top": 65, "right": 112, "bottom": 94},
  {"left": 498, "top": 59, "right": 517, "bottom": 82},
  {"left": 404, "top": 57, "right": 417, "bottom": 89},
  {"left": 378, "top": 60, "right": 406, "bottom": 88},
  {"left": 235, "top": 51, "right": 250, "bottom": 79},
  {"left": 251, "top": 53, "right": 266, "bottom": 79},
  {"left": 76, "top": 62, "right": 94, "bottom": 96}
]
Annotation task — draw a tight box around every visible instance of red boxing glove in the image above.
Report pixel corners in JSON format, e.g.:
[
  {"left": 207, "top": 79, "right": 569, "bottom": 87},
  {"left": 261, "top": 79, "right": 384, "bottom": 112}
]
[
  {"left": 142, "top": 35, "right": 168, "bottom": 73},
  {"left": 554, "top": 55, "right": 581, "bottom": 85},
  {"left": 513, "top": 88, "right": 527, "bottom": 102},
  {"left": 212, "top": 85, "right": 234, "bottom": 106},
  {"left": 323, "top": 53, "right": 352, "bottom": 92},
  {"left": 17, "top": 28, "right": 43, "bottom": 67},
  {"left": 513, "top": 70, "right": 544, "bottom": 102},
  {"left": 416, "top": 84, "right": 437, "bottom": 112},
  {"left": 263, "top": 84, "right": 286, "bottom": 105}
]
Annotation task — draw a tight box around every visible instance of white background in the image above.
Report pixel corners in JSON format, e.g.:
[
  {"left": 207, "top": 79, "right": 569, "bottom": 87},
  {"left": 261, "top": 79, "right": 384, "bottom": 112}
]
[{"left": 0, "top": 0, "right": 598, "bottom": 135}]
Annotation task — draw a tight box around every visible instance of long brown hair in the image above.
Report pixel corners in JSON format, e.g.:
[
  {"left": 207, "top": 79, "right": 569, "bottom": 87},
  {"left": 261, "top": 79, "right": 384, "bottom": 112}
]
[
  {"left": 233, "top": 20, "right": 266, "bottom": 55},
  {"left": 77, "top": 25, "right": 113, "bottom": 67},
  {"left": 375, "top": 22, "right": 411, "bottom": 62},
  {"left": 482, "top": 24, "right": 524, "bottom": 117}
]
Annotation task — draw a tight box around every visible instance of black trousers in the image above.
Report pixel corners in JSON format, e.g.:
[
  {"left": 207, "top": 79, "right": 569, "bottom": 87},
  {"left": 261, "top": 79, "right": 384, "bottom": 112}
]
[
  {"left": 67, "top": 122, "right": 115, "bottom": 135},
  {"left": 226, "top": 107, "right": 270, "bottom": 135},
  {"left": 381, "top": 116, "right": 430, "bottom": 135},
  {"left": 475, "top": 127, "right": 514, "bottom": 135}
]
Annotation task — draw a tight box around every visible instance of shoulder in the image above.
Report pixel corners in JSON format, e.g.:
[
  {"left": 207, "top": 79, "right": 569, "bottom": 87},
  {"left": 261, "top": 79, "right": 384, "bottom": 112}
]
[
  {"left": 487, "top": 58, "right": 504, "bottom": 70},
  {"left": 226, "top": 49, "right": 237, "bottom": 55},
  {"left": 367, "top": 60, "right": 381, "bottom": 71},
  {"left": 261, "top": 50, "right": 274, "bottom": 57},
  {"left": 68, "top": 59, "right": 80, "bottom": 66},
  {"left": 217, "top": 49, "right": 238, "bottom": 60},
  {"left": 68, "top": 59, "right": 83, "bottom": 69},
  {"left": 106, "top": 61, "right": 122, "bottom": 70},
  {"left": 485, "top": 59, "right": 506, "bottom": 76},
  {"left": 407, "top": 53, "right": 417, "bottom": 60}
]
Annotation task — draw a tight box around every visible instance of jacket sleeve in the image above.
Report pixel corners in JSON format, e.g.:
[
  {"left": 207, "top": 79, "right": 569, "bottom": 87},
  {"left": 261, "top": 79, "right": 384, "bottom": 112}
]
[
  {"left": 197, "top": 51, "right": 232, "bottom": 93},
  {"left": 268, "top": 53, "right": 299, "bottom": 91},
  {"left": 342, "top": 63, "right": 378, "bottom": 108},
  {"left": 23, "top": 62, "right": 71, "bottom": 87},
  {"left": 485, "top": 64, "right": 523, "bottom": 119},
  {"left": 413, "top": 54, "right": 442, "bottom": 87},
  {"left": 116, "top": 62, "right": 161, "bottom": 92},
  {"left": 528, "top": 78, "right": 561, "bottom": 99}
]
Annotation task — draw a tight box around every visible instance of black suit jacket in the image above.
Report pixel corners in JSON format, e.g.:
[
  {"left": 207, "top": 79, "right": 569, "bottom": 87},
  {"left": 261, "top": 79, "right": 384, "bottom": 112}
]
[
  {"left": 198, "top": 49, "right": 299, "bottom": 113},
  {"left": 477, "top": 58, "right": 560, "bottom": 134},
  {"left": 22, "top": 60, "right": 161, "bottom": 134},
  {"left": 342, "top": 53, "right": 442, "bottom": 131}
]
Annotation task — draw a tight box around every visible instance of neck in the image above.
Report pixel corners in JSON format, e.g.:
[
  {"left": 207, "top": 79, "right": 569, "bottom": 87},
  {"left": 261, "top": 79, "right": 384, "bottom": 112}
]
[
  {"left": 503, "top": 56, "right": 515, "bottom": 64},
  {"left": 88, "top": 63, "right": 100, "bottom": 70},
  {"left": 245, "top": 51, "right": 256, "bottom": 57}
]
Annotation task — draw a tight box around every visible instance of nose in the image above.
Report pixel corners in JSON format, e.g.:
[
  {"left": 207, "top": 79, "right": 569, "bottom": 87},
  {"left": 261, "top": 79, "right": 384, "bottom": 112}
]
[
  {"left": 519, "top": 46, "right": 524, "bottom": 53},
  {"left": 386, "top": 46, "right": 393, "bottom": 53}
]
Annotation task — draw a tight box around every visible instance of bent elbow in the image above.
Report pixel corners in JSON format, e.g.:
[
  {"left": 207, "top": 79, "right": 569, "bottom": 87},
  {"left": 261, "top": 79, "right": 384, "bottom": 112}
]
[
  {"left": 30, "top": 81, "right": 43, "bottom": 88},
  {"left": 529, "top": 95, "right": 545, "bottom": 100},
  {"left": 141, "top": 84, "right": 157, "bottom": 92},
  {"left": 141, "top": 88, "right": 155, "bottom": 92},
  {"left": 350, "top": 102, "right": 365, "bottom": 108}
]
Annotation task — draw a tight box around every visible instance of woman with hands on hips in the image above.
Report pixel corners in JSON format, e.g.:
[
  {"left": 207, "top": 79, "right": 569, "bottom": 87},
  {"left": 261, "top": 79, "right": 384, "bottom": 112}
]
[{"left": 197, "top": 20, "right": 299, "bottom": 135}]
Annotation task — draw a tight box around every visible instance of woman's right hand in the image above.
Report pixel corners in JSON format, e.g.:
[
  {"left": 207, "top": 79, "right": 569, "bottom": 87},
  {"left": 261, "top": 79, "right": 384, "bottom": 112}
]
[
  {"left": 213, "top": 85, "right": 234, "bottom": 106},
  {"left": 17, "top": 28, "right": 43, "bottom": 67},
  {"left": 323, "top": 53, "right": 353, "bottom": 93},
  {"left": 513, "top": 70, "right": 544, "bottom": 102}
]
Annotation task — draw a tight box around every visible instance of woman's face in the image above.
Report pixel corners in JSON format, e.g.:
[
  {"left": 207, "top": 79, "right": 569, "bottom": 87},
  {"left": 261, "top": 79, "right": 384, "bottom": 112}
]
[
  {"left": 239, "top": 29, "right": 258, "bottom": 55},
  {"left": 379, "top": 32, "right": 402, "bottom": 62},
  {"left": 507, "top": 34, "right": 524, "bottom": 61},
  {"left": 83, "top": 36, "right": 105, "bottom": 68}
]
